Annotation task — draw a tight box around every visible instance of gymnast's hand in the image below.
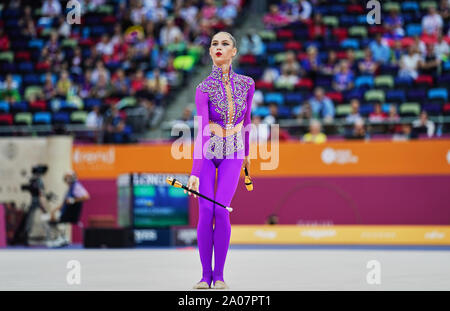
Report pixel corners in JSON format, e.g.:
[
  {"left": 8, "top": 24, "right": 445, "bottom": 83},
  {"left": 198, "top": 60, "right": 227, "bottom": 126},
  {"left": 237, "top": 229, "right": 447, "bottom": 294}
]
[
  {"left": 242, "top": 156, "right": 250, "bottom": 171},
  {"left": 185, "top": 175, "right": 199, "bottom": 198}
]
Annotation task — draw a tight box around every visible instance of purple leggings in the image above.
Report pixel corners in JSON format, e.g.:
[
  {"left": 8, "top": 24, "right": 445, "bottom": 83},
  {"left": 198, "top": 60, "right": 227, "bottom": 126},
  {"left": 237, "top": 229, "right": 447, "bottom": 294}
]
[{"left": 196, "top": 152, "right": 243, "bottom": 286}]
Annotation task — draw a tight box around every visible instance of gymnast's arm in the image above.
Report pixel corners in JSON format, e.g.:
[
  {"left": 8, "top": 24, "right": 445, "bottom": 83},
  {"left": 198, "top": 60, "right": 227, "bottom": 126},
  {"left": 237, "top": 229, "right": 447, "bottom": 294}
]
[
  {"left": 190, "top": 87, "right": 211, "bottom": 179},
  {"left": 243, "top": 79, "right": 255, "bottom": 157}
]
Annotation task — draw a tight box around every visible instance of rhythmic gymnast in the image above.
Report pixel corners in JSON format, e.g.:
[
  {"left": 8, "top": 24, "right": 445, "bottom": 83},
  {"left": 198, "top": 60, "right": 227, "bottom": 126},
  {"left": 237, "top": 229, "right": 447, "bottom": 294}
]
[{"left": 185, "top": 31, "right": 255, "bottom": 289}]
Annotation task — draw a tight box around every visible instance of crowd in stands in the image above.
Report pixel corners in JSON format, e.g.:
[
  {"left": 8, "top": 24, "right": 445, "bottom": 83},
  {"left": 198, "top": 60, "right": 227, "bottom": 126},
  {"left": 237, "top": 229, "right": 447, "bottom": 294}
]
[
  {"left": 236, "top": 0, "right": 450, "bottom": 144},
  {"left": 0, "top": 0, "right": 246, "bottom": 142}
]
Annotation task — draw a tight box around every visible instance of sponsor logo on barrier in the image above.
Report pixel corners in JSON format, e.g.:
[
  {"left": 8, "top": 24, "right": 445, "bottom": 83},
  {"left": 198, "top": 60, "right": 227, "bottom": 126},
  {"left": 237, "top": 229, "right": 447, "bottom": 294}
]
[
  {"left": 254, "top": 230, "right": 277, "bottom": 240},
  {"left": 360, "top": 231, "right": 397, "bottom": 239},
  {"left": 424, "top": 231, "right": 445, "bottom": 240},
  {"left": 134, "top": 229, "right": 157, "bottom": 242},
  {"left": 300, "top": 229, "right": 337, "bottom": 239},
  {"left": 177, "top": 229, "right": 197, "bottom": 244},
  {"left": 73, "top": 148, "right": 115, "bottom": 165},
  {"left": 321, "top": 148, "right": 358, "bottom": 165}
]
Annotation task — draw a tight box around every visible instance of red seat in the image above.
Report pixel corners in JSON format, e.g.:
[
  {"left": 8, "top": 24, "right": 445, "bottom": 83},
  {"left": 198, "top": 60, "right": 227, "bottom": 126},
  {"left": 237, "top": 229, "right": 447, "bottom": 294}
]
[
  {"left": 443, "top": 103, "right": 450, "bottom": 115},
  {"left": 333, "top": 28, "right": 348, "bottom": 41},
  {"left": 15, "top": 51, "right": 31, "bottom": 61},
  {"left": 239, "top": 54, "right": 257, "bottom": 65},
  {"left": 295, "top": 78, "right": 313, "bottom": 90},
  {"left": 255, "top": 80, "right": 273, "bottom": 91},
  {"left": 347, "top": 4, "right": 364, "bottom": 14},
  {"left": 29, "top": 100, "right": 47, "bottom": 111},
  {"left": 326, "top": 92, "right": 343, "bottom": 103},
  {"left": 415, "top": 75, "right": 433, "bottom": 87},
  {"left": 284, "top": 41, "right": 302, "bottom": 51},
  {"left": 276, "top": 29, "right": 294, "bottom": 41},
  {"left": 0, "top": 114, "right": 13, "bottom": 125}
]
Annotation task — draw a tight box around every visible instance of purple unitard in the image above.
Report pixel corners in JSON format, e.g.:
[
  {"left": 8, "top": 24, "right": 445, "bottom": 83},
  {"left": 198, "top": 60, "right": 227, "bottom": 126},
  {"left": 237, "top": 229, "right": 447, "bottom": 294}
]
[{"left": 191, "top": 63, "right": 255, "bottom": 286}]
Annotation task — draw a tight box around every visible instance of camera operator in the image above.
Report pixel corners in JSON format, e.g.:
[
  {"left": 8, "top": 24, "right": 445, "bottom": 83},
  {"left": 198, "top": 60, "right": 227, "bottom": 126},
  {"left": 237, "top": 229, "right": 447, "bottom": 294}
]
[
  {"left": 46, "top": 171, "right": 90, "bottom": 247},
  {"left": 19, "top": 165, "right": 50, "bottom": 246}
]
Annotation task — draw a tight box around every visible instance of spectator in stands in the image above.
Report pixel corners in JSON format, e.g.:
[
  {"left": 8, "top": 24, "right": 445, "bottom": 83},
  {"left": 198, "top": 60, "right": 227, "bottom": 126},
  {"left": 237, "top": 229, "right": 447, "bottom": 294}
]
[
  {"left": 249, "top": 115, "right": 270, "bottom": 144},
  {"left": 309, "top": 87, "right": 335, "bottom": 122},
  {"left": 147, "top": 0, "right": 168, "bottom": 23},
  {"left": 358, "top": 48, "right": 378, "bottom": 75},
  {"left": 56, "top": 71, "right": 72, "bottom": 98},
  {"left": 398, "top": 45, "right": 421, "bottom": 80},
  {"left": 393, "top": 123, "right": 418, "bottom": 141},
  {"left": 79, "top": 70, "right": 94, "bottom": 99},
  {"left": 57, "top": 15, "right": 71, "bottom": 38},
  {"left": 345, "top": 99, "right": 362, "bottom": 124},
  {"left": 0, "top": 28, "right": 10, "bottom": 51},
  {"left": 180, "top": 0, "right": 199, "bottom": 28},
  {"left": 91, "top": 73, "right": 112, "bottom": 99},
  {"left": 413, "top": 110, "right": 435, "bottom": 137},
  {"left": 111, "top": 69, "right": 130, "bottom": 97},
  {"left": 390, "top": 40, "right": 404, "bottom": 65},
  {"left": 346, "top": 48, "right": 357, "bottom": 72},
  {"left": 386, "top": 104, "right": 401, "bottom": 134},
  {"left": 104, "top": 104, "right": 132, "bottom": 143},
  {"left": 369, "top": 101, "right": 387, "bottom": 123},
  {"left": 42, "top": 0, "right": 62, "bottom": 17},
  {"left": 346, "top": 118, "right": 367, "bottom": 140},
  {"left": 435, "top": 33, "right": 450, "bottom": 60},
  {"left": 262, "top": 66, "right": 280, "bottom": 83},
  {"left": 201, "top": 0, "right": 218, "bottom": 25},
  {"left": 419, "top": 43, "right": 441, "bottom": 77},
  {"left": 239, "top": 31, "right": 264, "bottom": 56},
  {"left": 263, "top": 103, "right": 280, "bottom": 125},
  {"left": 440, "top": 0, "right": 450, "bottom": 21},
  {"left": 268, "top": 124, "right": 291, "bottom": 141},
  {"left": 43, "top": 73, "right": 56, "bottom": 101},
  {"left": 0, "top": 75, "right": 20, "bottom": 103},
  {"left": 369, "top": 34, "right": 391, "bottom": 65},
  {"left": 130, "top": 0, "right": 147, "bottom": 25},
  {"left": 422, "top": 7, "right": 443, "bottom": 37},
  {"left": 282, "top": 51, "right": 301, "bottom": 76},
  {"left": 96, "top": 34, "right": 115, "bottom": 60},
  {"left": 294, "top": 100, "right": 313, "bottom": 120},
  {"left": 277, "top": 67, "right": 299, "bottom": 88},
  {"left": 86, "top": 105, "right": 104, "bottom": 130},
  {"left": 333, "top": 60, "right": 354, "bottom": 92},
  {"left": 308, "top": 13, "right": 327, "bottom": 41},
  {"left": 320, "top": 50, "right": 338, "bottom": 76},
  {"left": 293, "top": 0, "right": 312, "bottom": 23},
  {"left": 91, "top": 60, "right": 110, "bottom": 83},
  {"left": 302, "top": 46, "right": 320, "bottom": 80},
  {"left": 130, "top": 69, "right": 146, "bottom": 95},
  {"left": 384, "top": 7, "right": 405, "bottom": 39},
  {"left": 160, "top": 17, "right": 183, "bottom": 47},
  {"left": 302, "top": 119, "right": 327, "bottom": 144},
  {"left": 263, "top": 4, "right": 291, "bottom": 29},
  {"left": 218, "top": 0, "right": 238, "bottom": 27},
  {"left": 147, "top": 68, "right": 169, "bottom": 98}
]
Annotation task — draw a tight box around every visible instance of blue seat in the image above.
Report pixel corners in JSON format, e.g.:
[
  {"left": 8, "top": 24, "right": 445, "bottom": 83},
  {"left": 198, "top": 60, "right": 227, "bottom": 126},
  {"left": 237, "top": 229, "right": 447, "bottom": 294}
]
[
  {"left": 382, "top": 103, "right": 394, "bottom": 113},
  {"left": 10, "top": 101, "right": 28, "bottom": 113},
  {"left": 386, "top": 90, "right": 406, "bottom": 103},
  {"left": 266, "top": 42, "right": 285, "bottom": 53},
  {"left": 0, "top": 101, "right": 9, "bottom": 113},
  {"left": 345, "top": 89, "right": 364, "bottom": 101},
  {"left": 422, "top": 103, "right": 442, "bottom": 116},
  {"left": 355, "top": 75, "right": 374, "bottom": 89},
  {"left": 33, "top": 112, "right": 52, "bottom": 124},
  {"left": 360, "top": 104, "right": 374, "bottom": 116},
  {"left": 284, "top": 93, "right": 303, "bottom": 106},
  {"left": 341, "top": 38, "right": 359, "bottom": 50},
  {"left": 406, "top": 24, "right": 422, "bottom": 37},
  {"left": 18, "top": 62, "right": 33, "bottom": 73},
  {"left": 264, "top": 92, "right": 284, "bottom": 105},
  {"left": 428, "top": 88, "right": 448, "bottom": 102},
  {"left": 254, "top": 106, "right": 270, "bottom": 117},
  {"left": 277, "top": 105, "right": 291, "bottom": 118},
  {"left": 402, "top": 2, "right": 419, "bottom": 12},
  {"left": 53, "top": 111, "right": 70, "bottom": 124},
  {"left": 23, "top": 74, "right": 41, "bottom": 85},
  {"left": 84, "top": 98, "right": 102, "bottom": 110},
  {"left": 395, "top": 76, "right": 413, "bottom": 88},
  {"left": 340, "top": 15, "right": 357, "bottom": 26},
  {"left": 407, "top": 89, "right": 427, "bottom": 102},
  {"left": 29, "top": 39, "right": 44, "bottom": 49}
]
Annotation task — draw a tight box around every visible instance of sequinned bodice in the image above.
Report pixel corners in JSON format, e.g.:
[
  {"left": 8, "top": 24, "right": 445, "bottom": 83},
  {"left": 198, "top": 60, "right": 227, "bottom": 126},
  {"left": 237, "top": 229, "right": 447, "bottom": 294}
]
[{"left": 196, "top": 64, "right": 254, "bottom": 129}]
